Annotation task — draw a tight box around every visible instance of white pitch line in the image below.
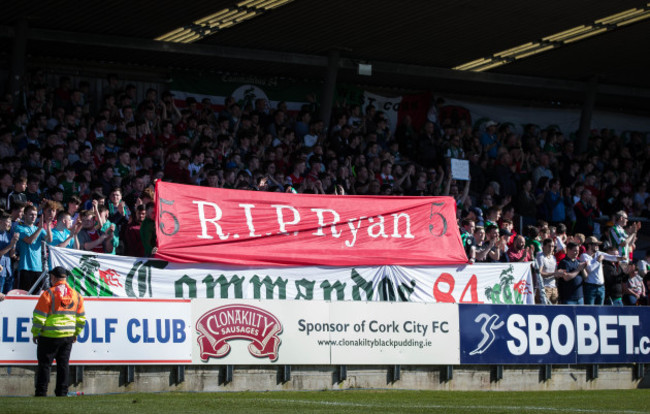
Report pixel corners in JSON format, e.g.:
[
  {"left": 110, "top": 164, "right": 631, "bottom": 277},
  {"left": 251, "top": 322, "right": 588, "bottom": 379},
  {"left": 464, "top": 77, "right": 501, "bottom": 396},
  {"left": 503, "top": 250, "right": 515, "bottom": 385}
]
[{"left": 249, "top": 398, "right": 648, "bottom": 414}]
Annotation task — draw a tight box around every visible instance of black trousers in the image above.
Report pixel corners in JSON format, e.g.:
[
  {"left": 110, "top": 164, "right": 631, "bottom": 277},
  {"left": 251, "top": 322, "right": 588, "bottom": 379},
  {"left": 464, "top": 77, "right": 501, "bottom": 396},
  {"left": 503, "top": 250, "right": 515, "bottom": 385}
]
[
  {"left": 35, "top": 336, "right": 74, "bottom": 397},
  {"left": 18, "top": 270, "right": 42, "bottom": 292}
]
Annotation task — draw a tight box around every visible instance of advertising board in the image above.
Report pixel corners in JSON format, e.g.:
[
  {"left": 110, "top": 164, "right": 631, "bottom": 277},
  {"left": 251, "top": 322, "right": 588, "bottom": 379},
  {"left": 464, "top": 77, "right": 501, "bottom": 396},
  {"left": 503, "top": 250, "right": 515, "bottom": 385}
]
[
  {"left": 0, "top": 297, "right": 192, "bottom": 365},
  {"left": 459, "top": 304, "right": 650, "bottom": 365},
  {"left": 191, "top": 299, "right": 460, "bottom": 365}
]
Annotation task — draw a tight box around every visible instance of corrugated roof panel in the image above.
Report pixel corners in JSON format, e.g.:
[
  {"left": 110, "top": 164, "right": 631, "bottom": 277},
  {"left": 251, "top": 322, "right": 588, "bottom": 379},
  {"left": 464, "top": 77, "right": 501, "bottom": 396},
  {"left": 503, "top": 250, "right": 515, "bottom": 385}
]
[{"left": 0, "top": 0, "right": 648, "bottom": 92}]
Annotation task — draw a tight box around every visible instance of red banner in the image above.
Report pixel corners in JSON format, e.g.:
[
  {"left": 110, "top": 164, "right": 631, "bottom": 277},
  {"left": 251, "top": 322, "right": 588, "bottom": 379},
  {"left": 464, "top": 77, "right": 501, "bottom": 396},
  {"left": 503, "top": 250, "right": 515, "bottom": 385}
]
[{"left": 154, "top": 182, "right": 466, "bottom": 266}]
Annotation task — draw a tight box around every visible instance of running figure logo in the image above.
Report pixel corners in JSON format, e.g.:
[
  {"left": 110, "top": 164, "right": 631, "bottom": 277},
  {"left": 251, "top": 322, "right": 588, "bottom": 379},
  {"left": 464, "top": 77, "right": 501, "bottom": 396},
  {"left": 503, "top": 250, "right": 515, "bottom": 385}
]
[{"left": 469, "top": 313, "right": 504, "bottom": 355}]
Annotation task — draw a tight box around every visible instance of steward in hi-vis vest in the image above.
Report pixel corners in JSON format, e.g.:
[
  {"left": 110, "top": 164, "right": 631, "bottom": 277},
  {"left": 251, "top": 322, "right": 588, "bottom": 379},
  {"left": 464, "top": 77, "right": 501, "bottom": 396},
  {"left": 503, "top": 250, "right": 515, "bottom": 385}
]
[{"left": 31, "top": 266, "right": 86, "bottom": 397}]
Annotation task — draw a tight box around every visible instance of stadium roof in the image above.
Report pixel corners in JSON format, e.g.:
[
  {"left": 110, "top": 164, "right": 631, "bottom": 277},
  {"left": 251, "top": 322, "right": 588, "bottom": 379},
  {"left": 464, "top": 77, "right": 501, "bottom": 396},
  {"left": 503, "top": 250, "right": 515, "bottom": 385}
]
[{"left": 2, "top": 1, "right": 650, "bottom": 111}]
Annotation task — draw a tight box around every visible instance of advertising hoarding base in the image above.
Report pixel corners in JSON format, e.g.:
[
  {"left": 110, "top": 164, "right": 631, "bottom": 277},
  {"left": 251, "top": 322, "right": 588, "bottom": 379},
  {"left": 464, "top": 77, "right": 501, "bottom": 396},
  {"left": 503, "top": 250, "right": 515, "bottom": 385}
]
[{"left": 0, "top": 364, "right": 647, "bottom": 395}]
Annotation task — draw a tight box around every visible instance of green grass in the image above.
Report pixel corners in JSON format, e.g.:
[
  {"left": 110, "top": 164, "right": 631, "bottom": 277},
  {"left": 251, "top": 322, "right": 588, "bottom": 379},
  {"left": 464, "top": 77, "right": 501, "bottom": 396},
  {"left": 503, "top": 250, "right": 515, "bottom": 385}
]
[{"left": 2, "top": 389, "right": 648, "bottom": 413}]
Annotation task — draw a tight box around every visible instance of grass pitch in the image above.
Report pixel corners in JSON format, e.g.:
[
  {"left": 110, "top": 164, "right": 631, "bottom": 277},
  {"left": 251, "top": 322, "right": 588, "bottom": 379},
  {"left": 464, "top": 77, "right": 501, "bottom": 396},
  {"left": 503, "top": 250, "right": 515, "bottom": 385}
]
[{"left": 2, "top": 389, "right": 648, "bottom": 413}]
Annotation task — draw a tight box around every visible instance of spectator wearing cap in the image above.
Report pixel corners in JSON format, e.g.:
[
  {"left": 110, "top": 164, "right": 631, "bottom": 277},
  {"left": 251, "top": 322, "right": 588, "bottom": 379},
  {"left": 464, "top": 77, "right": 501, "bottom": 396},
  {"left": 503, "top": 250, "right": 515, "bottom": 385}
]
[
  {"left": 465, "top": 206, "right": 484, "bottom": 227},
  {"left": 31, "top": 265, "right": 86, "bottom": 397},
  {"left": 623, "top": 268, "right": 647, "bottom": 306},
  {"left": 579, "top": 236, "right": 624, "bottom": 305},
  {"left": 639, "top": 251, "right": 650, "bottom": 278},
  {"left": 480, "top": 121, "right": 499, "bottom": 159}
]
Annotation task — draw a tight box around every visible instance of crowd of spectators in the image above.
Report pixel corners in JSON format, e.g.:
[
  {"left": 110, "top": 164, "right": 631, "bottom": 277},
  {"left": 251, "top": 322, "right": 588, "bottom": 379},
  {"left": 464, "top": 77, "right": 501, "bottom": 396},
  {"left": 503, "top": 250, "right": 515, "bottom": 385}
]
[{"left": 0, "top": 71, "right": 648, "bottom": 307}]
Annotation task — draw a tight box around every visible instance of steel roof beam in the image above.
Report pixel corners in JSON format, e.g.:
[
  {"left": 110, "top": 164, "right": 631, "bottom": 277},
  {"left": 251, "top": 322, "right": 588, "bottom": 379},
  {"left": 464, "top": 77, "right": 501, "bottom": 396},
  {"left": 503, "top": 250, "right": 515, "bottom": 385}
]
[{"left": 2, "top": 26, "right": 650, "bottom": 100}]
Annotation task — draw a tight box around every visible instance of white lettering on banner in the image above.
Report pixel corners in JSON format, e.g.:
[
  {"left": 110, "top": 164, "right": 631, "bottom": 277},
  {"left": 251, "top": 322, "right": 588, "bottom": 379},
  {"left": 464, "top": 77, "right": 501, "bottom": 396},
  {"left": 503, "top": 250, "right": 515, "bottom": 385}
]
[
  {"left": 528, "top": 315, "right": 550, "bottom": 355},
  {"left": 194, "top": 201, "right": 230, "bottom": 240},
  {"left": 641, "top": 337, "right": 650, "bottom": 355},
  {"left": 271, "top": 204, "right": 300, "bottom": 235},
  {"left": 239, "top": 204, "right": 261, "bottom": 238},
  {"left": 577, "top": 315, "right": 598, "bottom": 355},
  {"left": 506, "top": 313, "right": 645, "bottom": 357},
  {"left": 367, "top": 216, "right": 388, "bottom": 239},
  {"left": 506, "top": 314, "right": 527, "bottom": 355},
  {"left": 204, "top": 308, "right": 273, "bottom": 337},
  {"left": 189, "top": 200, "right": 418, "bottom": 248},
  {"left": 345, "top": 217, "right": 365, "bottom": 247},
  {"left": 49, "top": 247, "right": 536, "bottom": 304},
  {"left": 550, "top": 315, "right": 575, "bottom": 356},
  {"left": 599, "top": 315, "right": 619, "bottom": 355},
  {"left": 619, "top": 315, "right": 639, "bottom": 354},
  {"left": 391, "top": 213, "right": 414, "bottom": 239},
  {"left": 311, "top": 208, "right": 342, "bottom": 237}
]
